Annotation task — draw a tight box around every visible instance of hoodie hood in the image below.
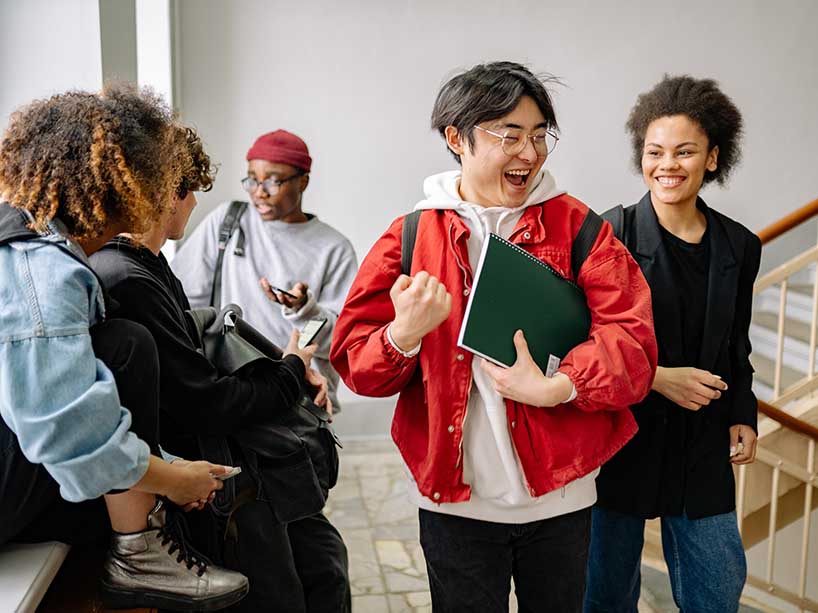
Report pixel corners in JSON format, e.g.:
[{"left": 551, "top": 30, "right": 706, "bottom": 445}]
[
  {"left": 414, "top": 167, "right": 563, "bottom": 212},
  {"left": 413, "top": 168, "right": 564, "bottom": 253}
]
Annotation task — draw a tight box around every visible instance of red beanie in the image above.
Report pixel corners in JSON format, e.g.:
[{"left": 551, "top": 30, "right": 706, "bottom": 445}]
[{"left": 246, "top": 130, "right": 312, "bottom": 172}]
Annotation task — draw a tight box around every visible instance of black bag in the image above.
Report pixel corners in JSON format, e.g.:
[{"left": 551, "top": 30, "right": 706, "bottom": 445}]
[{"left": 185, "top": 304, "right": 341, "bottom": 517}]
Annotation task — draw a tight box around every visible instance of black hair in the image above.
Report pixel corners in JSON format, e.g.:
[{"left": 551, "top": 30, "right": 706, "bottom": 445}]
[
  {"left": 626, "top": 75, "right": 743, "bottom": 186},
  {"left": 431, "top": 61, "right": 559, "bottom": 164}
]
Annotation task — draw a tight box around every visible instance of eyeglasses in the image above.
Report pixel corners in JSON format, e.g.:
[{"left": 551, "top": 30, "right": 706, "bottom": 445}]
[
  {"left": 473, "top": 125, "right": 559, "bottom": 157},
  {"left": 241, "top": 172, "right": 304, "bottom": 195}
]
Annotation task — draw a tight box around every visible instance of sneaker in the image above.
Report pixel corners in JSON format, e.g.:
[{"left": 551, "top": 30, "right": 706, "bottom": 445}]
[{"left": 99, "top": 499, "right": 249, "bottom": 611}]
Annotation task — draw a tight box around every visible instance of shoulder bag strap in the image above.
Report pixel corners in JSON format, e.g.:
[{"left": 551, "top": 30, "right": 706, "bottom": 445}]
[
  {"left": 210, "top": 201, "right": 248, "bottom": 308},
  {"left": 401, "top": 210, "right": 423, "bottom": 277},
  {"left": 570, "top": 208, "right": 604, "bottom": 281}
]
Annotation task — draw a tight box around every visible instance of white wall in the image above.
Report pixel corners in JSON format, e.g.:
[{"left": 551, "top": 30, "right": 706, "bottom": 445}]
[
  {"left": 175, "top": 0, "right": 818, "bottom": 268},
  {"left": 0, "top": 0, "right": 102, "bottom": 130}
]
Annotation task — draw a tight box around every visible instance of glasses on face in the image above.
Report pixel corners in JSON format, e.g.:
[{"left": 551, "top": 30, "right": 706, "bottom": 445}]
[
  {"left": 473, "top": 125, "right": 559, "bottom": 157},
  {"left": 241, "top": 172, "right": 304, "bottom": 196}
]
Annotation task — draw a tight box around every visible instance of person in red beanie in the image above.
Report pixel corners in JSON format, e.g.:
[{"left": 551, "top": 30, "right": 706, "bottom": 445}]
[
  {"left": 170, "top": 129, "right": 356, "bottom": 612},
  {"left": 172, "top": 129, "right": 358, "bottom": 412}
]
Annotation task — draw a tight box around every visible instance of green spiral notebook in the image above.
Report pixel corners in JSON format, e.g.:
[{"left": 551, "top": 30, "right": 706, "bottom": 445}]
[{"left": 457, "top": 233, "right": 591, "bottom": 371}]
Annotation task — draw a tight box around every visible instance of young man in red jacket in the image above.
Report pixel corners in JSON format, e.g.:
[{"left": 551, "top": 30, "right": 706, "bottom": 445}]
[{"left": 331, "top": 61, "right": 658, "bottom": 613}]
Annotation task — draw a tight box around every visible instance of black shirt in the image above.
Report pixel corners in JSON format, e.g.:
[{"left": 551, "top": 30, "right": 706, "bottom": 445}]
[
  {"left": 660, "top": 225, "right": 710, "bottom": 366},
  {"left": 90, "top": 237, "right": 306, "bottom": 459}
]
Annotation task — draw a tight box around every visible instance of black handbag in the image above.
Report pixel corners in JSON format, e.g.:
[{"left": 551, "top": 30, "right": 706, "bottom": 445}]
[{"left": 185, "top": 304, "right": 341, "bottom": 521}]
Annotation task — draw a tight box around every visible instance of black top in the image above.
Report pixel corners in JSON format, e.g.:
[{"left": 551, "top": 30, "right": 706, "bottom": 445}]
[
  {"left": 90, "top": 237, "right": 306, "bottom": 459},
  {"left": 597, "top": 193, "right": 761, "bottom": 519},
  {"left": 660, "top": 225, "right": 709, "bottom": 366}
]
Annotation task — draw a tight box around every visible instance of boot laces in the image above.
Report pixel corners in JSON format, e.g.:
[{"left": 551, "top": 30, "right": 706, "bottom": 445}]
[{"left": 158, "top": 510, "right": 210, "bottom": 577}]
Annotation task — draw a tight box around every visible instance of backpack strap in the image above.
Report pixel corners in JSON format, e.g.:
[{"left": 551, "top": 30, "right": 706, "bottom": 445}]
[
  {"left": 602, "top": 204, "right": 625, "bottom": 243},
  {"left": 570, "top": 208, "right": 604, "bottom": 281},
  {"left": 210, "top": 201, "right": 248, "bottom": 308},
  {"left": 401, "top": 210, "right": 423, "bottom": 276}
]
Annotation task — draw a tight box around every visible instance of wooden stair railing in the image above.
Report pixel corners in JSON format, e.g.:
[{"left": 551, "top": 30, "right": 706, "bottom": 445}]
[
  {"left": 757, "top": 197, "right": 818, "bottom": 245},
  {"left": 757, "top": 400, "right": 818, "bottom": 440},
  {"left": 736, "top": 400, "right": 818, "bottom": 611}
]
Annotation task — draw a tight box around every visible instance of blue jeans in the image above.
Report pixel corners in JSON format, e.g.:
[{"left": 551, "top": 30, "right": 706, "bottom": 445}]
[
  {"left": 419, "top": 507, "right": 591, "bottom": 613},
  {"left": 584, "top": 506, "right": 746, "bottom": 613}
]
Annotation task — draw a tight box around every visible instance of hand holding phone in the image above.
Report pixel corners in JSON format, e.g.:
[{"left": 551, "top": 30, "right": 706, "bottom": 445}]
[
  {"left": 271, "top": 286, "right": 298, "bottom": 300},
  {"left": 212, "top": 466, "right": 242, "bottom": 481},
  {"left": 299, "top": 318, "right": 328, "bottom": 349}
]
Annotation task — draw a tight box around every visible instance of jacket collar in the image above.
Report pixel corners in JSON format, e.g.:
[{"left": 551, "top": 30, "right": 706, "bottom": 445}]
[
  {"left": 631, "top": 191, "right": 738, "bottom": 370},
  {"left": 0, "top": 201, "right": 116, "bottom": 313},
  {"left": 0, "top": 202, "right": 38, "bottom": 245},
  {"left": 699, "top": 202, "right": 738, "bottom": 369}
]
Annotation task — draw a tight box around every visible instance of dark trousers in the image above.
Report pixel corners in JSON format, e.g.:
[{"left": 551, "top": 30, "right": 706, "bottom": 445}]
[
  {"left": 222, "top": 494, "right": 350, "bottom": 613},
  {"left": 0, "top": 319, "right": 162, "bottom": 545},
  {"left": 419, "top": 506, "right": 592, "bottom": 613}
]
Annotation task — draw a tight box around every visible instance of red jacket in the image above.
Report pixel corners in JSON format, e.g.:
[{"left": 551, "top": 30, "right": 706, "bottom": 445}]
[{"left": 331, "top": 195, "right": 657, "bottom": 504}]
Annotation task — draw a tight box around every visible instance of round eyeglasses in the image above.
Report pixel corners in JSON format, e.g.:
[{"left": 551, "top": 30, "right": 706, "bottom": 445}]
[
  {"left": 241, "top": 172, "right": 304, "bottom": 196},
  {"left": 473, "top": 125, "right": 559, "bottom": 157}
]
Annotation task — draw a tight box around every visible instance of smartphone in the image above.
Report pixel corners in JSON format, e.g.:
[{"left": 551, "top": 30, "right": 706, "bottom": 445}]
[
  {"left": 214, "top": 466, "right": 242, "bottom": 481},
  {"left": 271, "top": 286, "right": 299, "bottom": 300},
  {"left": 298, "top": 317, "right": 328, "bottom": 349}
]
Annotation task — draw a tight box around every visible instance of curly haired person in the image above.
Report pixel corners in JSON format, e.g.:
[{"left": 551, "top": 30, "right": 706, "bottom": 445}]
[
  {"left": 90, "top": 125, "right": 350, "bottom": 612},
  {"left": 0, "top": 85, "right": 248, "bottom": 611},
  {"left": 584, "top": 76, "right": 760, "bottom": 613}
]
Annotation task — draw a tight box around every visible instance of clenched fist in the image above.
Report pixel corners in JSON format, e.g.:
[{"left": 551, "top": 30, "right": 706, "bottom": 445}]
[{"left": 389, "top": 271, "right": 452, "bottom": 352}]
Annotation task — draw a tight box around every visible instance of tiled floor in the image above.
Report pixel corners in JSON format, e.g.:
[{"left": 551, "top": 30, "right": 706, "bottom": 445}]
[
  {"left": 325, "top": 439, "right": 660, "bottom": 613},
  {"left": 324, "top": 439, "right": 433, "bottom": 613}
]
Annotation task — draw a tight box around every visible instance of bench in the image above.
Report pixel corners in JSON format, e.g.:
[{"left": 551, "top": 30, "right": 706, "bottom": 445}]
[{"left": 0, "top": 541, "right": 70, "bottom": 612}]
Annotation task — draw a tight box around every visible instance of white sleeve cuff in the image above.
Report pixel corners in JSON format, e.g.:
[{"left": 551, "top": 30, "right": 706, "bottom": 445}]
[
  {"left": 283, "top": 287, "right": 317, "bottom": 318},
  {"left": 565, "top": 384, "right": 577, "bottom": 403},
  {"left": 387, "top": 324, "right": 421, "bottom": 357}
]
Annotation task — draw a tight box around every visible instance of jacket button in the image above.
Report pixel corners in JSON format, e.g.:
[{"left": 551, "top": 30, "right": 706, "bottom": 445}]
[
  {"left": 447, "top": 425, "right": 455, "bottom": 433},
  {"left": 511, "top": 420, "right": 517, "bottom": 429},
  {"left": 463, "top": 288, "right": 470, "bottom": 296},
  {"left": 456, "top": 354, "right": 464, "bottom": 361},
  {"left": 433, "top": 492, "right": 441, "bottom": 500},
  {"left": 523, "top": 231, "right": 531, "bottom": 240}
]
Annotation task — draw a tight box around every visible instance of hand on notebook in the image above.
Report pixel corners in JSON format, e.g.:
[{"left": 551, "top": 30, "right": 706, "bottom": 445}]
[
  {"left": 480, "top": 330, "right": 574, "bottom": 407},
  {"left": 389, "top": 272, "right": 452, "bottom": 352}
]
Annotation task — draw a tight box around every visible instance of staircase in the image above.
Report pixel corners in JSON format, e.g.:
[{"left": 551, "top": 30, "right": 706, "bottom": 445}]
[{"left": 714, "top": 200, "right": 818, "bottom": 611}]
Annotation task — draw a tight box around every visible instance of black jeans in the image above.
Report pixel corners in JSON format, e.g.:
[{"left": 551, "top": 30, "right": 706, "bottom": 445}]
[
  {"left": 0, "top": 319, "right": 162, "bottom": 545},
  {"left": 419, "top": 506, "right": 592, "bottom": 613},
  {"left": 216, "top": 489, "right": 350, "bottom": 613}
]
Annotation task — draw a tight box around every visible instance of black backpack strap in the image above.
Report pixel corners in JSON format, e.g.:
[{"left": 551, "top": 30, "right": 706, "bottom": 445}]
[
  {"left": 601, "top": 204, "right": 625, "bottom": 242},
  {"left": 570, "top": 208, "right": 604, "bottom": 281},
  {"left": 210, "top": 201, "right": 248, "bottom": 308},
  {"left": 401, "top": 210, "right": 422, "bottom": 276}
]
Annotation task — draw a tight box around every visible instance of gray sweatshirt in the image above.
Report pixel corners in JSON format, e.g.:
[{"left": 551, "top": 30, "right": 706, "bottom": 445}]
[{"left": 171, "top": 202, "right": 358, "bottom": 408}]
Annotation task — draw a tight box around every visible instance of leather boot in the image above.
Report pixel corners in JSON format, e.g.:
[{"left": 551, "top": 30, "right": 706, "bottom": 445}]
[{"left": 100, "top": 499, "right": 249, "bottom": 611}]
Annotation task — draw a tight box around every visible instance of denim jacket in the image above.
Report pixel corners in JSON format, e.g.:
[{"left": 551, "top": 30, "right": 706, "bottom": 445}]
[{"left": 0, "top": 204, "right": 149, "bottom": 502}]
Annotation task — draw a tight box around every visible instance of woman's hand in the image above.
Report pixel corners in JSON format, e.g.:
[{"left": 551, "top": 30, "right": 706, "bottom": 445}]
[
  {"left": 480, "top": 330, "right": 574, "bottom": 407},
  {"left": 305, "top": 367, "right": 331, "bottom": 414},
  {"left": 283, "top": 329, "right": 317, "bottom": 369},
  {"left": 652, "top": 366, "right": 727, "bottom": 411},
  {"left": 168, "top": 459, "right": 217, "bottom": 511},
  {"left": 164, "top": 461, "right": 229, "bottom": 508},
  {"left": 389, "top": 272, "right": 452, "bottom": 351},
  {"left": 729, "top": 424, "right": 757, "bottom": 465}
]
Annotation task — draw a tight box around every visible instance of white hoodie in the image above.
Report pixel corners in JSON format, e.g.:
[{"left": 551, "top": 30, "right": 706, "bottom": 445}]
[{"left": 403, "top": 168, "right": 599, "bottom": 523}]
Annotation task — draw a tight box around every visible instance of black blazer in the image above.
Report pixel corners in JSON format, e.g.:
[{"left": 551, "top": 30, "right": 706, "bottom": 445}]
[{"left": 596, "top": 193, "right": 761, "bottom": 519}]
